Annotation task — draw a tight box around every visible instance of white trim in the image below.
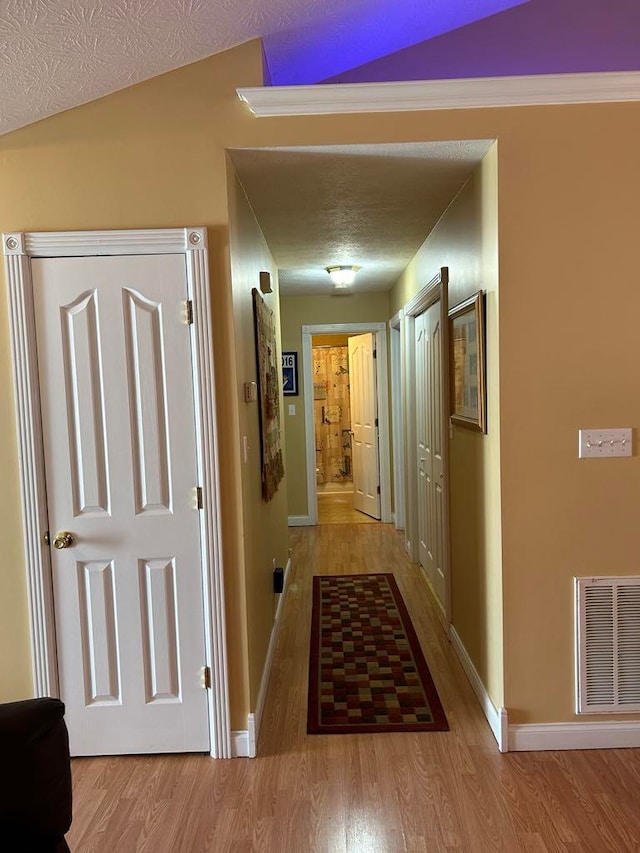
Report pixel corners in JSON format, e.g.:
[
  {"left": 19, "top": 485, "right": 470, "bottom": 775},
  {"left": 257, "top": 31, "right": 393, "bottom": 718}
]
[
  {"left": 231, "top": 728, "right": 251, "bottom": 758},
  {"left": 3, "top": 250, "right": 57, "bottom": 696},
  {"left": 301, "top": 322, "right": 391, "bottom": 524},
  {"left": 389, "top": 313, "right": 404, "bottom": 531},
  {"left": 237, "top": 71, "right": 640, "bottom": 118},
  {"left": 186, "top": 235, "right": 232, "bottom": 759},
  {"left": 301, "top": 331, "right": 317, "bottom": 525},
  {"left": 3, "top": 227, "right": 231, "bottom": 759},
  {"left": 402, "top": 310, "right": 418, "bottom": 564},
  {"left": 375, "top": 330, "right": 391, "bottom": 523},
  {"left": 4, "top": 228, "right": 206, "bottom": 257},
  {"left": 251, "top": 557, "right": 292, "bottom": 757},
  {"left": 450, "top": 626, "right": 508, "bottom": 753},
  {"left": 509, "top": 721, "right": 640, "bottom": 752},
  {"left": 287, "top": 514, "right": 312, "bottom": 526}
]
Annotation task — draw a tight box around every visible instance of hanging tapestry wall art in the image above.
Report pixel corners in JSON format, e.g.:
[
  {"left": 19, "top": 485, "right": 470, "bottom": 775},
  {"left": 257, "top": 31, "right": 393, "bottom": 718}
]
[{"left": 252, "top": 288, "right": 284, "bottom": 501}]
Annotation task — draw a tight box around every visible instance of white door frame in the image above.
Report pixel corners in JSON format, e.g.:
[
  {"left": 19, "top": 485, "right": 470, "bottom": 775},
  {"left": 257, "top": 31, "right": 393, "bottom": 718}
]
[
  {"left": 3, "top": 228, "right": 232, "bottom": 759},
  {"left": 389, "top": 311, "right": 405, "bottom": 531},
  {"left": 297, "top": 322, "right": 391, "bottom": 526},
  {"left": 402, "top": 267, "right": 452, "bottom": 625}
]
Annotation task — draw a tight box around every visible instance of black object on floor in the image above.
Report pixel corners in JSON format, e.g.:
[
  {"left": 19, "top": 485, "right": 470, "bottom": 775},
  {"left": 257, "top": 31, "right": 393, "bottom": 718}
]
[{"left": 0, "top": 697, "right": 73, "bottom": 852}]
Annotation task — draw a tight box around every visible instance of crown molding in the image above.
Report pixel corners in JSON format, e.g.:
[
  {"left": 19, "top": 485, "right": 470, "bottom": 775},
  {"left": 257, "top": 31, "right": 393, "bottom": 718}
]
[{"left": 237, "top": 70, "right": 640, "bottom": 117}]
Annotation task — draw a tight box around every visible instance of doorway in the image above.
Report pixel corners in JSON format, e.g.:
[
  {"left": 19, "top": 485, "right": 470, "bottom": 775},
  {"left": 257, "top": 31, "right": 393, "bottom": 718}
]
[
  {"left": 312, "top": 337, "right": 353, "bottom": 495},
  {"left": 312, "top": 332, "right": 383, "bottom": 525},
  {"left": 403, "top": 268, "right": 452, "bottom": 621},
  {"left": 298, "top": 322, "right": 392, "bottom": 526},
  {"left": 4, "top": 228, "right": 232, "bottom": 758}
]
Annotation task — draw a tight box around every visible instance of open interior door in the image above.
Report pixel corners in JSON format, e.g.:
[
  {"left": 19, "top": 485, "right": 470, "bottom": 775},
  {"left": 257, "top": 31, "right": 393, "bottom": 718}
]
[{"left": 348, "top": 332, "right": 381, "bottom": 520}]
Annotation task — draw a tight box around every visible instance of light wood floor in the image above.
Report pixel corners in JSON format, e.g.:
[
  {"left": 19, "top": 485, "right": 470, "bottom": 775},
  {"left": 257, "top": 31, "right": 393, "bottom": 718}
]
[
  {"left": 316, "top": 481, "right": 354, "bottom": 494},
  {"left": 67, "top": 524, "right": 640, "bottom": 852},
  {"left": 317, "top": 493, "right": 380, "bottom": 524}
]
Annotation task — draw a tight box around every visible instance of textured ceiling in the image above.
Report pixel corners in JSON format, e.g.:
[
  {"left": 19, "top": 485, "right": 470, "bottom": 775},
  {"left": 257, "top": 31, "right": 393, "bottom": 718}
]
[
  {"left": 2, "top": 2, "right": 637, "bottom": 138},
  {"left": 0, "top": 0, "right": 373, "bottom": 136},
  {"left": 230, "top": 142, "right": 493, "bottom": 295},
  {"left": 0, "top": 0, "right": 529, "bottom": 137}
]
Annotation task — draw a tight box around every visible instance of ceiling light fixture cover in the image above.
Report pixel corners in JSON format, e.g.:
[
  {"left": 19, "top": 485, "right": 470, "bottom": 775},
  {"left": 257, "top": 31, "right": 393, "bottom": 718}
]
[{"left": 326, "top": 265, "right": 360, "bottom": 287}]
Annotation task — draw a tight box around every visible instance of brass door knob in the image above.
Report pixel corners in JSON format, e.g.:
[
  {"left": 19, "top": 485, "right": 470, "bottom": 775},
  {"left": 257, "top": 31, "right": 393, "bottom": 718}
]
[{"left": 53, "top": 531, "right": 75, "bottom": 550}]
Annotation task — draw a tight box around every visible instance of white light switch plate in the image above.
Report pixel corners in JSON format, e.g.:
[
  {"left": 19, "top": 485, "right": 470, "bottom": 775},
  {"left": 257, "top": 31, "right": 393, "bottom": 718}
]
[{"left": 578, "top": 428, "right": 632, "bottom": 458}]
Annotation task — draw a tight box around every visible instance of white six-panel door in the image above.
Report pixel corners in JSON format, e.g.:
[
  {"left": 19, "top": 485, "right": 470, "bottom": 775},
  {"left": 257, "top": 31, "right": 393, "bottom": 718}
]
[
  {"left": 415, "top": 301, "right": 446, "bottom": 606},
  {"left": 348, "top": 332, "right": 381, "bottom": 520},
  {"left": 415, "top": 311, "right": 430, "bottom": 571},
  {"left": 32, "top": 253, "right": 209, "bottom": 756}
]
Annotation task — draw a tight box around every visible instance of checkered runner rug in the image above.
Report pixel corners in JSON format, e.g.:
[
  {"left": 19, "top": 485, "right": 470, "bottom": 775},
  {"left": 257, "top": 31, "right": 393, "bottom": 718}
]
[{"left": 308, "top": 573, "right": 449, "bottom": 734}]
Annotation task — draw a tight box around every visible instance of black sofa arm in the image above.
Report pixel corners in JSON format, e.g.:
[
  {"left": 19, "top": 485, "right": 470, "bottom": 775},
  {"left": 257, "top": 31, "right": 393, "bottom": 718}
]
[{"left": 0, "top": 697, "right": 72, "bottom": 853}]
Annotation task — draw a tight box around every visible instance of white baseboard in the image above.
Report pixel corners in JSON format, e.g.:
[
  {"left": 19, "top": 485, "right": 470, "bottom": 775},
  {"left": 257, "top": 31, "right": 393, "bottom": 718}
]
[
  {"left": 288, "top": 515, "right": 311, "bottom": 526},
  {"left": 509, "top": 721, "right": 640, "bottom": 752},
  {"left": 242, "top": 555, "right": 293, "bottom": 758},
  {"left": 449, "top": 627, "right": 508, "bottom": 753},
  {"left": 231, "top": 729, "right": 250, "bottom": 757}
]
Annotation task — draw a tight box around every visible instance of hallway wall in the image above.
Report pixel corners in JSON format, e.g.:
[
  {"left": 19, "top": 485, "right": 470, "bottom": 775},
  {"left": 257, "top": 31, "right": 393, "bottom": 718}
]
[
  {"left": 226, "top": 163, "right": 290, "bottom": 711},
  {"left": 390, "top": 147, "right": 503, "bottom": 710}
]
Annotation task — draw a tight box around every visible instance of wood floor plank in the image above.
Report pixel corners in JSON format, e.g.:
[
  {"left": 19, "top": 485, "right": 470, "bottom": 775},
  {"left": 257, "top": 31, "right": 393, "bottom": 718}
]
[{"left": 66, "top": 523, "right": 640, "bottom": 852}]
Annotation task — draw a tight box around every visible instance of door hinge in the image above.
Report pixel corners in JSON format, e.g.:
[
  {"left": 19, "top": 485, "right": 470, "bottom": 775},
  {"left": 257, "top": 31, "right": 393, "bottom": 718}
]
[
  {"left": 377, "top": 485, "right": 381, "bottom": 495},
  {"left": 43, "top": 530, "right": 50, "bottom": 546},
  {"left": 375, "top": 417, "right": 379, "bottom": 428},
  {"left": 201, "top": 665, "right": 211, "bottom": 689},
  {"left": 186, "top": 300, "right": 194, "bottom": 325},
  {"left": 196, "top": 486, "right": 203, "bottom": 509},
  {"left": 373, "top": 349, "right": 377, "bottom": 358}
]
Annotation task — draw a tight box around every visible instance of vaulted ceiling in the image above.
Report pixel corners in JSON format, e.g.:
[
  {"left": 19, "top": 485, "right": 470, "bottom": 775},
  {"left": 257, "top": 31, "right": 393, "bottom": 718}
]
[
  {"left": 3, "top": 1, "right": 638, "bottom": 137},
  {"left": 0, "top": 0, "right": 526, "bottom": 137},
  {"left": 3, "top": 1, "right": 637, "bottom": 295}
]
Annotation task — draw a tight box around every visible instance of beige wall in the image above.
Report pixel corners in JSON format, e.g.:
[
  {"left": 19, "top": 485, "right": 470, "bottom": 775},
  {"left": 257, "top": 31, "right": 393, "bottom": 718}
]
[
  {"left": 1, "top": 38, "right": 639, "bottom": 728},
  {"left": 226, "top": 163, "right": 290, "bottom": 707},
  {"left": 280, "top": 293, "right": 390, "bottom": 517},
  {"left": 0, "top": 41, "right": 267, "bottom": 726},
  {"left": 390, "top": 146, "right": 503, "bottom": 709}
]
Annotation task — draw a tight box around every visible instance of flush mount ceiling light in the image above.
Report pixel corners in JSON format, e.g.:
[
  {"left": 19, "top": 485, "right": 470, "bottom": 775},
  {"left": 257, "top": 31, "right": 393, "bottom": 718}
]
[{"left": 326, "top": 265, "right": 360, "bottom": 288}]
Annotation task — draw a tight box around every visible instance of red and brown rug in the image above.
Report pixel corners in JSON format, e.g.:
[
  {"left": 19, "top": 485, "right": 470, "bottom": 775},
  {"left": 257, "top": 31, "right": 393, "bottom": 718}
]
[{"left": 308, "top": 573, "right": 449, "bottom": 734}]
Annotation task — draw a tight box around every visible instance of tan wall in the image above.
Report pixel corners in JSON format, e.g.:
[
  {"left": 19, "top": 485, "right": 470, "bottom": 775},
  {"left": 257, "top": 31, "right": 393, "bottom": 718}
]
[
  {"left": 1, "top": 38, "right": 639, "bottom": 726},
  {"left": 390, "top": 147, "right": 503, "bottom": 709},
  {"left": 280, "top": 293, "right": 390, "bottom": 517},
  {"left": 0, "top": 41, "right": 267, "bottom": 725},
  {"left": 312, "top": 334, "right": 351, "bottom": 347},
  {"left": 226, "top": 163, "right": 290, "bottom": 707}
]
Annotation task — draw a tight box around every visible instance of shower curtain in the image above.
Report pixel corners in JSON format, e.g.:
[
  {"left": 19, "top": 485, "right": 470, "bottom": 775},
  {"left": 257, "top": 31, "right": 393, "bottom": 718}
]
[{"left": 312, "top": 346, "right": 352, "bottom": 485}]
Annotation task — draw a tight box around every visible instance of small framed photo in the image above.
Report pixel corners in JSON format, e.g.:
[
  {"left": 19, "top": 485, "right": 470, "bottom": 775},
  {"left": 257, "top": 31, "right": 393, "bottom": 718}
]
[
  {"left": 449, "top": 291, "right": 486, "bottom": 432},
  {"left": 282, "top": 351, "right": 298, "bottom": 396}
]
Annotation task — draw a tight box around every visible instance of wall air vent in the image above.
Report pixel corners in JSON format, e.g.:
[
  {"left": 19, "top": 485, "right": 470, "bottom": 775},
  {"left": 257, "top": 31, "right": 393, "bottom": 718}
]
[{"left": 575, "top": 577, "right": 640, "bottom": 713}]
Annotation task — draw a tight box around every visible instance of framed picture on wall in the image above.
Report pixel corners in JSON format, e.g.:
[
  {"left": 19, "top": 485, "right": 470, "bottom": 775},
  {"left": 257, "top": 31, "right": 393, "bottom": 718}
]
[
  {"left": 282, "top": 351, "right": 298, "bottom": 396},
  {"left": 449, "top": 290, "right": 486, "bottom": 432}
]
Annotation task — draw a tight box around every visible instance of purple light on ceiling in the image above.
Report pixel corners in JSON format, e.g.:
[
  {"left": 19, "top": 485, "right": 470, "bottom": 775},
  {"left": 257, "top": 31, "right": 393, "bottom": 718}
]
[
  {"left": 262, "top": 0, "right": 530, "bottom": 86},
  {"left": 323, "top": 0, "right": 640, "bottom": 84}
]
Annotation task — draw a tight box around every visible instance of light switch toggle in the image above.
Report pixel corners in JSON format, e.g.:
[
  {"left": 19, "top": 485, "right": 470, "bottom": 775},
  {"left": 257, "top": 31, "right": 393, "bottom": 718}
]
[{"left": 578, "top": 428, "right": 632, "bottom": 458}]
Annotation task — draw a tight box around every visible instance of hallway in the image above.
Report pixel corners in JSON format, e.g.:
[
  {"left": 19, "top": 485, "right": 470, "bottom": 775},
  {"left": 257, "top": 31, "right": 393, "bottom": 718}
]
[{"left": 67, "top": 523, "right": 640, "bottom": 852}]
